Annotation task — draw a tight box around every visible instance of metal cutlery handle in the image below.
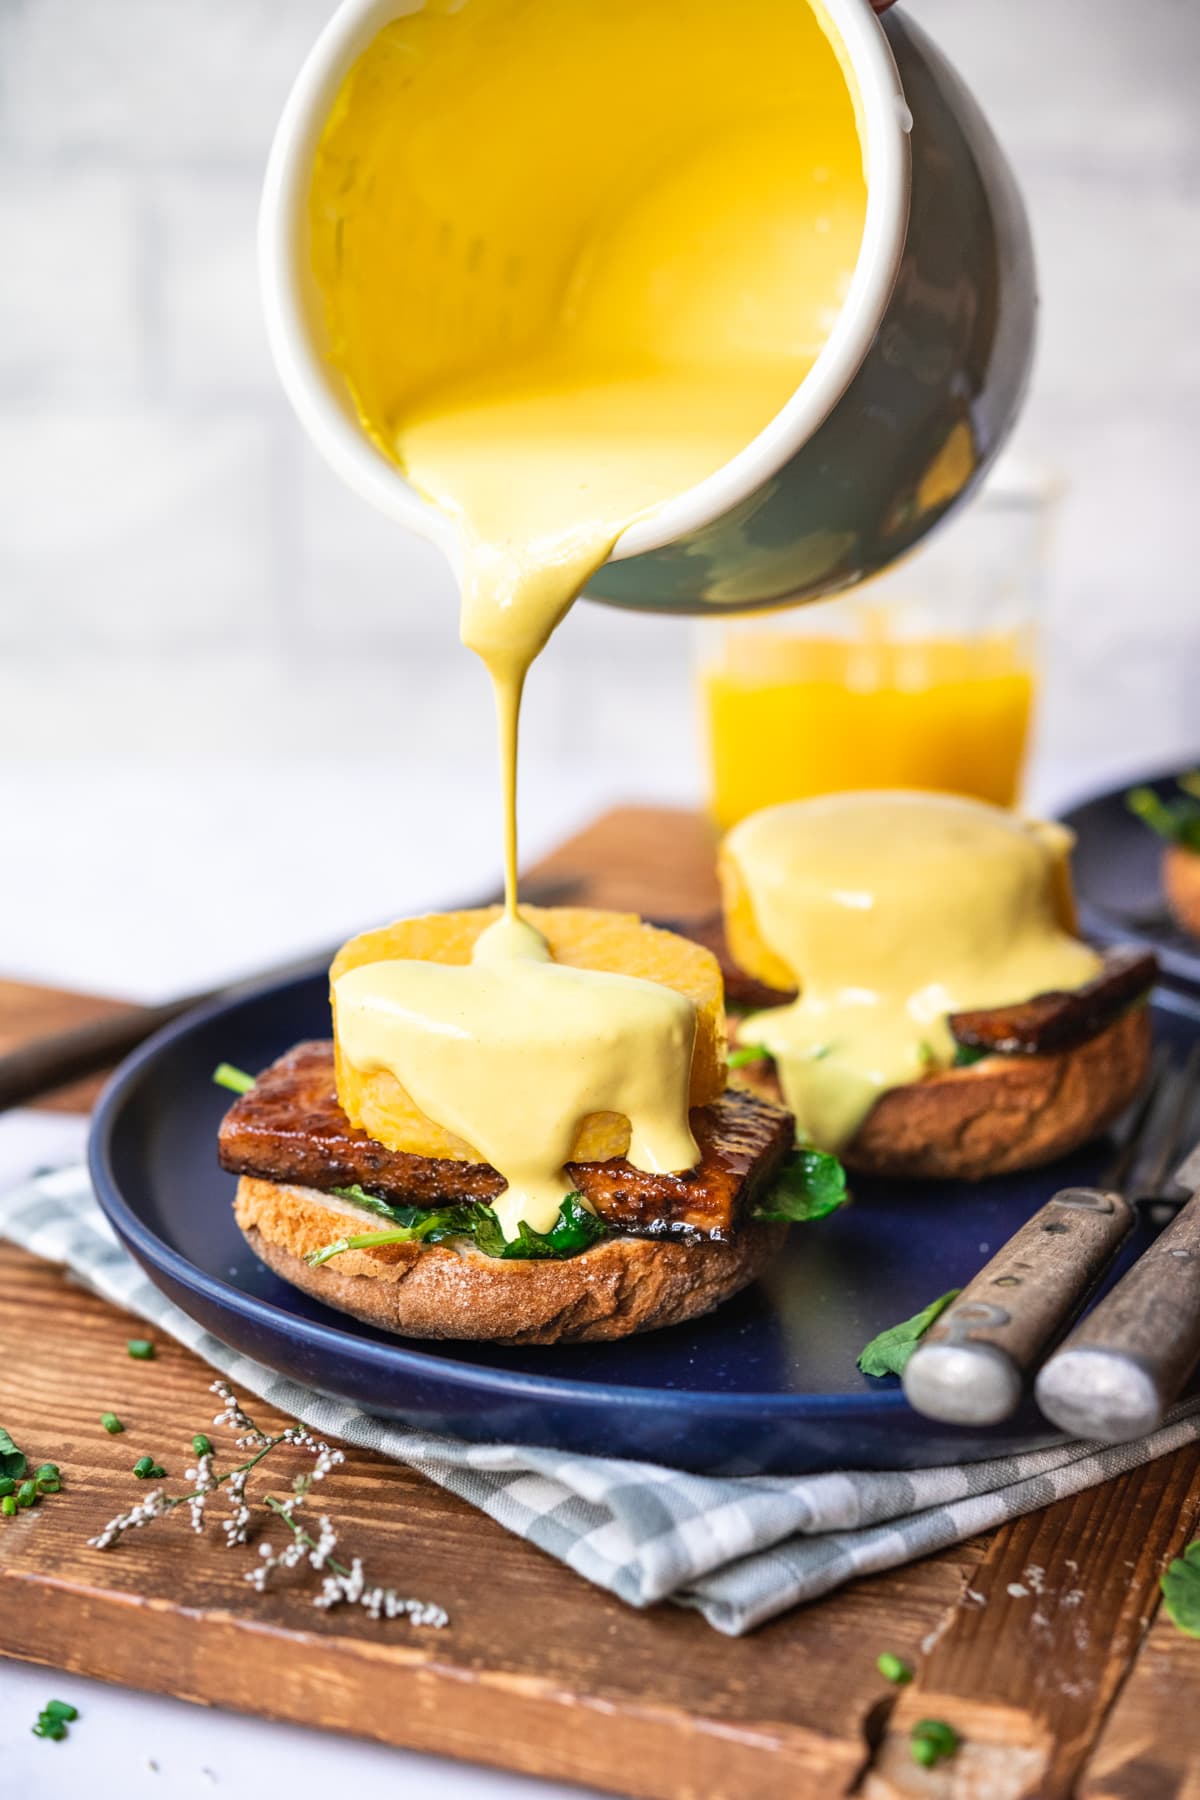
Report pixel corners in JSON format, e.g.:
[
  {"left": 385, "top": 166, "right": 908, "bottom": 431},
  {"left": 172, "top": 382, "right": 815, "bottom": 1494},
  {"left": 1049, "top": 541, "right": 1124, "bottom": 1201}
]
[
  {"left": 903, "top": 1188, "right": 1135, "bottom": 1425},
  {"left": 1034, "top": 1190, "right": 1200, "bottom": 1441}
]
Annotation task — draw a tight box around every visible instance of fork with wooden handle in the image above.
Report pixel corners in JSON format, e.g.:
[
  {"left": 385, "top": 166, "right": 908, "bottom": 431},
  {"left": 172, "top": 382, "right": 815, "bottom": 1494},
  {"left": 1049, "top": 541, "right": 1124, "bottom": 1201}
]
[
  {"left": 1034, "top": 1132, "right": 1200, "bottom": 1441},
  {"left": 903, "top": 1047, "right": 1200, "bottom": 1435}
]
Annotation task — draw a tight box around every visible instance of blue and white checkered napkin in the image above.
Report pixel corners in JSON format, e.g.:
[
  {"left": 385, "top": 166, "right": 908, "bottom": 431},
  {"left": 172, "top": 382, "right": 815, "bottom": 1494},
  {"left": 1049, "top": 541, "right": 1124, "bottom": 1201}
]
[{"left": 6, "top": 1157, "right": 1200, "bottom": 1636}]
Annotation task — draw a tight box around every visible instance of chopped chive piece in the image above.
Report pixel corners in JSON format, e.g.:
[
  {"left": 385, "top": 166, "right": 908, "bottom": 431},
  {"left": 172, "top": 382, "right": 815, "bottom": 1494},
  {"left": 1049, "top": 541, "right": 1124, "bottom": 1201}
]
[
  {"left": 101, "top": 1412, "right": 124, "bottom": 1434},
  {"left": 728, "top": 1042, "right": 771, "bottom": 1069},
  {"left": 16, "top": 1479, "right": 38, "bottom": 1508},
  {"left": 876, "top": 1651, "right": 913, "bottom": 1684},
  {"left": 42, "top": 1700, "right": 78, "bottom": 1722},
  {"left": 36, "top": 1462, "right": 59, "bottom": 1480},
  {"left": 127, "top": 1338, "right": 155, "bottom": 1360},
  {"left": 35, "top": 1476, "right": 61, "bottom": 1495},
  {"left": 1, "top": 1495, "right": 15, "bottom": 1516},
  {"left": 212, "top": 1062, "right": 256, "bottom": 1095},
  {"left": 33, "top": 1718, "right": 67, "bottom": 1740},
  {"left": 0, "top": 1476, "right": 13, "bottom": 1496},
  {"left": 132, "top": 1455, "right": 156, "bottom": 1478},
  {"left": 911, "top": 1718, "right": 959, "bottom": 1766},
  {"left": 192, "top": 1434, "right": 213, "bottom": 1458}
]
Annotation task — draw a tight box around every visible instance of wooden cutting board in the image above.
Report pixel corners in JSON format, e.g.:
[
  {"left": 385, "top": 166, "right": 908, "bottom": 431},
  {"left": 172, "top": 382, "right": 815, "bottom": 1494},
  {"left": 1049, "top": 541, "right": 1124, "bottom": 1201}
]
[{"left": 2, "top": 807, "right": 1198, "bottom": 1800}]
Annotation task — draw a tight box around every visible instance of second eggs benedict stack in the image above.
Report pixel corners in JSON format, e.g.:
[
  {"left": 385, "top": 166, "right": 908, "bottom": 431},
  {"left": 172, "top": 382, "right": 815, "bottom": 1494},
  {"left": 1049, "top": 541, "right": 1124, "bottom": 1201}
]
[{"left": 719, "top": 791, "right": 1154, "bottom": 1179}]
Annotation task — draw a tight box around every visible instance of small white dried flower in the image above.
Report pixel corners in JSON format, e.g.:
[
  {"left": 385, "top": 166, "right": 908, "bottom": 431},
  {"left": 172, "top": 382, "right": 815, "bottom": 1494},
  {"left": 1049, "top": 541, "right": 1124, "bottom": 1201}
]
[
  {"left": 210, "top": 1379, "right": 271, "bottom": 1445},
  {"left": 88, "top": 1486, "right": 170, "bottom": 1549},
  {"left": 309, "top": 1516, "right": 338, "bottom": 1572},
  {"left": 89, "top": 1381, "right": 446, "bottom": 1628}
]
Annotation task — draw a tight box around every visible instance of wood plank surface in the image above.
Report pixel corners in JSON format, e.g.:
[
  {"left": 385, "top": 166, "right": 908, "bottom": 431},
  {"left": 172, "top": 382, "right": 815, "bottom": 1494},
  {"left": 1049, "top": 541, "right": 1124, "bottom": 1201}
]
[
  {"left": 864, "top": 1451, "right": 1200, "bottom": 1800},
  {"left": 0, "top": 974, "right": 128, "bottom": 1111},
  {"left": 1, "top": 805, "right": 1198, "bottom": 1799},
  {"left": 1080, "top": 1609, "right": 1200, "bottom": 1800}
]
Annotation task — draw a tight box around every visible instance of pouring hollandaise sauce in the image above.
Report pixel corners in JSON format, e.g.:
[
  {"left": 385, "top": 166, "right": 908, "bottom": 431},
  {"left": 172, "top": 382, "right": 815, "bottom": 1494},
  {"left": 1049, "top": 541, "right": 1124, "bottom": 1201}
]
[{"left": 307, "top": 0, "right": 867, "bottom": 1235}]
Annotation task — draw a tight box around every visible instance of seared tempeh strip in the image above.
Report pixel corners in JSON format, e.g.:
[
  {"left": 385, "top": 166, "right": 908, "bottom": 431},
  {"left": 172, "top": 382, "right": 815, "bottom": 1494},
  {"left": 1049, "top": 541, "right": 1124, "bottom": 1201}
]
[
  {"left": 218, "top": 1041, "right": 793, "bottom": 1240},
  {"left": 949, "top": 948, "right": 1158, "bottom": 1058}
]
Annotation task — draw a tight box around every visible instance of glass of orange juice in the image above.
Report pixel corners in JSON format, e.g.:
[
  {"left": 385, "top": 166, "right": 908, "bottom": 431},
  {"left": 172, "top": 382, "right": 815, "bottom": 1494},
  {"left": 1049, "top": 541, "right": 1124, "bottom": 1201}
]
[{"left": 699, "top": 464, "right": 1055, "bottom": 830}]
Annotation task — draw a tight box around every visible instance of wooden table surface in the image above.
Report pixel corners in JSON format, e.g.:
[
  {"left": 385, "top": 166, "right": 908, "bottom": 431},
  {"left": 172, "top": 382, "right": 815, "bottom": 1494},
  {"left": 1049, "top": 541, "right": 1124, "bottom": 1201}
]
[{"left": 1, "top": 807, "right": 1198, "bottom": 1800}]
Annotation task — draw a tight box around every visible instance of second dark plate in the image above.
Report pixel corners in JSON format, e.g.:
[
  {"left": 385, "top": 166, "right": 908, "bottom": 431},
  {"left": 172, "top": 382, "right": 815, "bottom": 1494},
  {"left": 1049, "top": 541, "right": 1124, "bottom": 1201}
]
[{"left": 1064, "top": 762, "right": 1200, "bottom": 990}]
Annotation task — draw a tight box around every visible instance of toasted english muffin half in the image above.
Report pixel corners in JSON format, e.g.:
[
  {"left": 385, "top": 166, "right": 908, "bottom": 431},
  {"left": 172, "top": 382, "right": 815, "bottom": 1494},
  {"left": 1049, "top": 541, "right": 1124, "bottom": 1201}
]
[
  {"left": 235, "top": 1177, "right": 787, "bottom": 1345},
  {"left": 732, "top": 1003, "right": 1152, "bottom": 1182}
]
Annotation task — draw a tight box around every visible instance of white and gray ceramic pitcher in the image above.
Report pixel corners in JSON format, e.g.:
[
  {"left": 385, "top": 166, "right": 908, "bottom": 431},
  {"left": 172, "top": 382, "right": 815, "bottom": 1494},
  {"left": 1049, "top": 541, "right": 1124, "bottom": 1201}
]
[{"left": 261, "top": 0, "right": 1035, "bottom": 616}]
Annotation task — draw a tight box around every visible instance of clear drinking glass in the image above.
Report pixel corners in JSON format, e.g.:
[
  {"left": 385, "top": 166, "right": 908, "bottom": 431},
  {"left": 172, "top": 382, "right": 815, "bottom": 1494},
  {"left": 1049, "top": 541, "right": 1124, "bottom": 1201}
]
[{"left": 698, "top": 462, "right": 1056, "bottom": 831}]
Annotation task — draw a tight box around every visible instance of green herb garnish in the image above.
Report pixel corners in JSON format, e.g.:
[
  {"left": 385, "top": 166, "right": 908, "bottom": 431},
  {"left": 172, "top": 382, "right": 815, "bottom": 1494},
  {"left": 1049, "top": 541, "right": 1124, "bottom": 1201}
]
[
  {"left": 752, "top": 1148, "right": 848, "bottom": 1224},
  {"left": 0, "top": 1495, "right": 15, "bottom": 1516},
  {"left": 857, "top": 1289, "right": 961, "bottom": 1379},
  {"left": 16, "top": 1479, "right": 37, "bottom": 1508},
  {"left": 212, "top": 1062, "right": 256, "bottom": 1095},
  {"left": 952, "top": 1042, "right": 990, "bottom": 1067},
  {"left": 307, "top": 1191, "right": 607, "bottom": 1268},
  {"left": 475, "top": 1193, "right": 608, "bottom": 1260},
  {"left": 876, "top": 1651, "right": 913, "bottom": 1684},
  {"left": 127, "top": 1338, "right": 155, "bottom": 1360},
  {"left": 133, "top": 1455, "right": 166, "bottom": 1480},
  {"left": 0, "top": 1426, "right": 27, "bottom": 1480},
  {"left": 101, "top": 1412, "right": 124, "bottom": 1434},
  {"left": 1162, "top": 1540, "right": 1200, "bottom": 1637},
  {"left": 1127, "top": 784, "right": 1200, "bottom": 853},
  {"left": 32, "top": 1699, "right": 78, "bottom": 1742},
  {"left": 192, "top": 1434, "right": 213, "bottom": 1458},
  {"left": 330, "top": 1183, "right": 409, "bottom": 1220},
  {"left": 728, "top": 1043, "right": 771, "bottom": 1069},
  {"left": 910, "top": 1719, "right": 958, "bottom": 1767}
]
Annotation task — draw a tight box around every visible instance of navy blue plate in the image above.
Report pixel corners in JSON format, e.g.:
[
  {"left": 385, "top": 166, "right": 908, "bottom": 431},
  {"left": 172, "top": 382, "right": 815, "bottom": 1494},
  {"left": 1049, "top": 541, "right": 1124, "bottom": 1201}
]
[
  {"left": 88, "top": 975, "right": 1200, "bottom": 1475},
  {"left": 1064, "top": 762, "right": 1200, "bottom": 992}
]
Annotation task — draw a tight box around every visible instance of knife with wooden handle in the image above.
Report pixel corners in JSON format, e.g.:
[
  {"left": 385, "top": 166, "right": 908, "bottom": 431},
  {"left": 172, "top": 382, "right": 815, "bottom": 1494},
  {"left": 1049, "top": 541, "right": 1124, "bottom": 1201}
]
[
  {"left": 1033, "top": 1145, "right": 1200, "bottom": 1442},
  {"left": 902, "top": 1187, "right": 1136, "bottom": 1426}
]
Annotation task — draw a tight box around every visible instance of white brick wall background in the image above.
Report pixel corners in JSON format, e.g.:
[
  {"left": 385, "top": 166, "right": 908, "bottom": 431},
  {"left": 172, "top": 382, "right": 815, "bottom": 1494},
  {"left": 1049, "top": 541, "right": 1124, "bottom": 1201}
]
[{"left": 1, "top": 0, "right": 1197, "bottom": 803}]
